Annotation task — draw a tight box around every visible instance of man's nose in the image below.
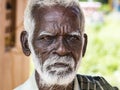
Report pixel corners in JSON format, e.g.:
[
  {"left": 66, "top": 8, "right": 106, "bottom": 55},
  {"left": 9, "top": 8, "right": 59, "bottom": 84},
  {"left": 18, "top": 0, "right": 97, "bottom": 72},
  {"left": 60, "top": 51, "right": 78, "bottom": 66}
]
[{"left": 55, "top": 41, "right": 70, "bottom": 56}]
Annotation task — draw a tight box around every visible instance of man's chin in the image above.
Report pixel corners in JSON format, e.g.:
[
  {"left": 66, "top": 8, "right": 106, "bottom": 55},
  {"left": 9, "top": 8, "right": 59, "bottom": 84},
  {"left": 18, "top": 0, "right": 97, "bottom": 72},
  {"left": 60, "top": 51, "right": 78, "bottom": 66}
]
[
  {"left": 39, "top": 70, "right": 76, "bottom": 87},
  {"left": 34, "top": 54, "right": 76, "bottom": 86}
]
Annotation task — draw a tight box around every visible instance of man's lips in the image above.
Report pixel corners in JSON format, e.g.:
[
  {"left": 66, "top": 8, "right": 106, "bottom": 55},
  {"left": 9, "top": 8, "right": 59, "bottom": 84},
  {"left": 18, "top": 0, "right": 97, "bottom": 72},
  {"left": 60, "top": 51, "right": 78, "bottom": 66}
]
[
  {"left": 53, "top": 63, "right": 69, "bottom": 68},
  {"left": 47, "top": 63, "right": 69, "bottom": 70}
]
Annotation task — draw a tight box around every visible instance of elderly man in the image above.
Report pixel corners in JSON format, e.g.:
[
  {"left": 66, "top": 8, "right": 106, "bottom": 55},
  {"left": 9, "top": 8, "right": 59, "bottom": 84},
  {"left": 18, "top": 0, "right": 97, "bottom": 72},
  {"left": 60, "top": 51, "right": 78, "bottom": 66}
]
[{"left": 15, "top": 0, "right": 118, "bottom": 90}]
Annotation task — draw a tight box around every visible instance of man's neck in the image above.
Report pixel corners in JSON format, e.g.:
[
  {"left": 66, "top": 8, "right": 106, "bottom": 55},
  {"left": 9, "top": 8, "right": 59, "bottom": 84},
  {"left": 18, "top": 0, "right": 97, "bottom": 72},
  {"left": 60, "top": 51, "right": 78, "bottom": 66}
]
[
  {"left": 38, "top": 84, "right": 73, "bottom": 90},
  {"left": 35, "top": 71, "right": 74, "bottom": 90}
]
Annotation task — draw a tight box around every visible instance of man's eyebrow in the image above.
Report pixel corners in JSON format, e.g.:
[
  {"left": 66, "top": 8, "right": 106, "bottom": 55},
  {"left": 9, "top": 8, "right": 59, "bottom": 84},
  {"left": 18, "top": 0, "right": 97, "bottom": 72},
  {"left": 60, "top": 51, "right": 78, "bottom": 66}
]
[
  {"left": 69, "top": 31, "right": 81, "bottom": 36},
  {"left": 39, "top": 31, "right": 53, "bottom": 36}
]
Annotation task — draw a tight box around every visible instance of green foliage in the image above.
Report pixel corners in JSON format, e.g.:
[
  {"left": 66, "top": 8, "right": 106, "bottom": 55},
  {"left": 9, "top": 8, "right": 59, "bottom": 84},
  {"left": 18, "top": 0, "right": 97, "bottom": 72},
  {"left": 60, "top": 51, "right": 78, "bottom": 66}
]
[
  {"left": 78, "top": 13, "right": 120, "bottom": 88},
  {"left": 79, "top": 0, "right": 108, "bottom": 3},
  {"left": 79, "top": 0, "right": 87, "bottom": 1},
  {"left": 99, "top": 4, "right": 111, "bottom": 13},
  {"left": 94, "top": 0, "right": 108, "bottom": 4}
]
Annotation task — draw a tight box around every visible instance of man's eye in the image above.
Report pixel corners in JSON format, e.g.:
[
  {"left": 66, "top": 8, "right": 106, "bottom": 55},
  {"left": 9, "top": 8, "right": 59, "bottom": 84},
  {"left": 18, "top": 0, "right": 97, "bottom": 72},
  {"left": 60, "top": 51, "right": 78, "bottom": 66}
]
[
  {"left": 38, "top": 36, "right": 55, "bottom": 42},
  {"left": 67, "top": 35, "right": 80, "bottom": 41}
]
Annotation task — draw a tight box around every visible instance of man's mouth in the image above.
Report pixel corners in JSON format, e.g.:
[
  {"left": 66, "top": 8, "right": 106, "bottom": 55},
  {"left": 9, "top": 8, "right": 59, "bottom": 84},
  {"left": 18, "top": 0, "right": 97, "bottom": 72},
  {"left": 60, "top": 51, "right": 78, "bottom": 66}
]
[
  {"left": 45, "top": 62, "right": 73, "bottom": 75},
  {"left": 53, "top": 63, "right": 69, "bottom": 68},
  {"left": 46, "top": 63, "right": 69, "bottom": 70}
]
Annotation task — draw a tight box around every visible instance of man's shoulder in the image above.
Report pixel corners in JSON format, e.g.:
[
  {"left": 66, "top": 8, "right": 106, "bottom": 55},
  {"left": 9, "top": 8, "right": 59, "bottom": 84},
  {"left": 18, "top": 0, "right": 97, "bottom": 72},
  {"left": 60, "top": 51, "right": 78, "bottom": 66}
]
[
  {"left": 14, "top": 78, "right": 34, "bottom": 90},
  {"left": 14, "top": 82, "right": 28, "bottom": 90},
  {"left": 76, "top": 74, "right": 119, "bottom": 90},
  {"left": 14, "top": 72, "right": 38, "bottom": 90}
]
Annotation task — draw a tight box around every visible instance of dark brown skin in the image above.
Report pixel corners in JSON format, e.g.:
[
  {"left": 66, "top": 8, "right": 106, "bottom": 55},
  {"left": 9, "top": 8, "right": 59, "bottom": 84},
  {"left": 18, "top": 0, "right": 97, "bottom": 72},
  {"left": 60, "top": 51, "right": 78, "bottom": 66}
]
[{"left": 21, "top": 5, "right": 87, "bottom": 90}]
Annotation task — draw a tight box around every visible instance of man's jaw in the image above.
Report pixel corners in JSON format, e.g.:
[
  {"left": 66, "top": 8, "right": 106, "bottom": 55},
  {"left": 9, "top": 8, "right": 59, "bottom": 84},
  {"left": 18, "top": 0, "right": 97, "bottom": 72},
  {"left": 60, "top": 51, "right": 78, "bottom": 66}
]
[{"left": 32, "top": 53, "right": 77, "bottom": 87}]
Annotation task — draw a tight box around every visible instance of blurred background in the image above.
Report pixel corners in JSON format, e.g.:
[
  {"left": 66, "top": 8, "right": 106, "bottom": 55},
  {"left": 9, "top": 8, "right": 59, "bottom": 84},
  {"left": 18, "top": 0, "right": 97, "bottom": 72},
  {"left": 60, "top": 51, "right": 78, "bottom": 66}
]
[{"left": 0, "top": 0, "right": 120, "bottom": 90}]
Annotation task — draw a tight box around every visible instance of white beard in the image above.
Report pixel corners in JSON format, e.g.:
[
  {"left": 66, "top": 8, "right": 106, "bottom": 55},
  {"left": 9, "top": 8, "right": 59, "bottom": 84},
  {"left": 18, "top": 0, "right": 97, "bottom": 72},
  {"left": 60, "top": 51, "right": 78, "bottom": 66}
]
[
  {"left": 40, "top": 55, "right": 76, "bottom": 86},
  {"left": 31, "top": 52, "right": 76, "bottom": 87}
]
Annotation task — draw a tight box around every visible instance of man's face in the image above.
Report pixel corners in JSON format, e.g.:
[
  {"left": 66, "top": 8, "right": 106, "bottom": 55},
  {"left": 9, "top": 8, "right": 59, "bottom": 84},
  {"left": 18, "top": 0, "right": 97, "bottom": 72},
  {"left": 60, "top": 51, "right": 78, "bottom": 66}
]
[{"left": 30, "top": 5, "right": 85, "bottom": 85}]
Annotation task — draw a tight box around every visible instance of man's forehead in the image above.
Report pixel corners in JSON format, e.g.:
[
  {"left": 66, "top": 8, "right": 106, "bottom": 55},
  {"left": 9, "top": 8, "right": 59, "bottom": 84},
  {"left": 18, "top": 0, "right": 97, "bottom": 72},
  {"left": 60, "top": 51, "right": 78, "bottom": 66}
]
[
  {"left": 32, "top": 5, "right": 80, "bottom": 22},
  {"left": 32, "top": 5, "right": 82, "bottom": 35}
]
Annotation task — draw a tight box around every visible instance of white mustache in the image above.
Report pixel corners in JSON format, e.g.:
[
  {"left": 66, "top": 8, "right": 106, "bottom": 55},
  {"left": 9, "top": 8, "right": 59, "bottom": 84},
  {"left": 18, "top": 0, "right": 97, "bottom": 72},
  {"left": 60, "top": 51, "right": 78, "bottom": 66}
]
[{"left": 42, "top": 55, "right": 75, "bottom": 71}]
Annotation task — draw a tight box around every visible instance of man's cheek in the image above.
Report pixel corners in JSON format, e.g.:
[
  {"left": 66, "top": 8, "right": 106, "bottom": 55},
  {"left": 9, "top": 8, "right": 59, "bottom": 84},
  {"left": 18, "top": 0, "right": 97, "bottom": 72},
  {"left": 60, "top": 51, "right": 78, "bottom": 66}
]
[
  {"left": 33, "top": 46, "right": 46, "bottom": 56},
  {"left": 71, "top": 52, "right": 80, "bottom": 67}
]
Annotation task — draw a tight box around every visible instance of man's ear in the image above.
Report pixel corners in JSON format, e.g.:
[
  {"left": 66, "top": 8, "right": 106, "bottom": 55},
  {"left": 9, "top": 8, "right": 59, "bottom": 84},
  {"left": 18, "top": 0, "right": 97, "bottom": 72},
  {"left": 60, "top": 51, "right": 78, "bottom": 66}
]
[
  {"left": 82, "top": 33, "right": 88, "bottom": 57},
  {"left": 20, "top": 31, "right": 31, "bottom": 56}
]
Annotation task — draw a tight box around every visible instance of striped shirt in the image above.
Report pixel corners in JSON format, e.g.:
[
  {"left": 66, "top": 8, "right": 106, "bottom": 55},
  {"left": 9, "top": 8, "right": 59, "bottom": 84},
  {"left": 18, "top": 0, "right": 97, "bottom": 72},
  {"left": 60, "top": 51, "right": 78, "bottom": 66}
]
[
  {"left": 14, "top": 72, "right": 119, "bottom": 90},
  {"left": 76, "top": 74, "right": 119, "bottom": 90}
]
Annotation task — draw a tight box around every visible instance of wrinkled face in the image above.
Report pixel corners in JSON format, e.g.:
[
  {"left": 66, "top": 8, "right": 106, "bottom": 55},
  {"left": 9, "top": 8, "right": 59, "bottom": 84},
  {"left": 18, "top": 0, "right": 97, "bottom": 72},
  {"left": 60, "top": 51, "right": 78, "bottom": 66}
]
[{"left": 31, "top": 5, "right": 85, "bottom": 85}]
